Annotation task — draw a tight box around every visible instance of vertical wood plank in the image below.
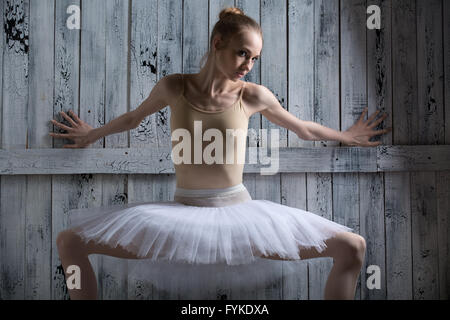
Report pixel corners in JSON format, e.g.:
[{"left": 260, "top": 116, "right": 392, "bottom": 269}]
[
  {"left": 385, "top": 172, "right": 412, "bottom": 299},
  {"left": 436, "top": 170, "right": 449, "bottom": 299},
  {"left": 364, "top": 0, "right": 392, "bottom": 300},
  {"left": 445, "top": 0, "right": 450, "bottom": 145},
  {"left": 359, "top": 172, "right": 385, "bottom": 299},
  {"left": 26, "top": 0, "right": 54, "bottom": 299},
  {"left": 127, "top": 0, "right": 160, "bottom": 300},
  {"left": 185, "top": 0, "right": 209, "bottom": 73},
  {"left": 0, "top": 0, "right": 29, "bottom": 299},
  {"left": 0, "top": 0, "right": 3, "bottom": 146},
  {"left": 99, "top": 0, "right": 129, "bottom": 300},
  {"left": 261, "top": 0, "right": 287, "bottom": 147},
  {"left": 308, "top": 0, "right": 340, "bottom": 300},
  {"left": 77, "top": 0, "right": 108, "bottom": 299},
  {"left": 340, "top": 0, "right": 367, "bottom": 300},
  {"left": 52, "top": 0, "right": 81, "bottom": 300},
  {"left": 412, "top": 0, "right": 443, "bottom": 300},
  {"left": 282, "top": 0, "right": 314, "bottom": 300},
  {"left": 387, "top": 0, "right": 416, "bottom": 299},
  {"left": 441, "top": 0, "right": 450, "bottom": 300}
]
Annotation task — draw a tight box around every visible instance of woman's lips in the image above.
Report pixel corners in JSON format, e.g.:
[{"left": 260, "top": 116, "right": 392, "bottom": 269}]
[{"left": 236, "top": 72, "right": 245, "bottom": 77}]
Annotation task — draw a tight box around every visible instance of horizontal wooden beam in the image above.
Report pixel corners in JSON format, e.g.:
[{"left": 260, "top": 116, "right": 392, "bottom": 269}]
[{"left": 0, "top": 145, "right": 449, "bottom": 175}]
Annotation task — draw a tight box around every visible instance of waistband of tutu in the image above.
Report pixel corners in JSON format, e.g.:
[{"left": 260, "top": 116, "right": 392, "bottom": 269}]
[{"left": 174, "top": 183, "right": 247, "bottom": 198}]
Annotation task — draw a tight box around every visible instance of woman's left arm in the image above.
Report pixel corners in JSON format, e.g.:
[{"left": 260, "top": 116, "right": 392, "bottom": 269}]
[{"left": 258, "top": 85, "right": 391, "bottom": 147}]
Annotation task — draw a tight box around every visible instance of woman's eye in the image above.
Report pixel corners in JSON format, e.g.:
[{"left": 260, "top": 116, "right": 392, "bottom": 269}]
[{"left": 239, "top": 50, "right": 258, "bottom": 61}]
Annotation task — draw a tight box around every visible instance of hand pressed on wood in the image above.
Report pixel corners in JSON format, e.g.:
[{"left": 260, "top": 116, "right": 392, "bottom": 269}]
[
  {"left": 343, "top": 107, "right": 392, "bottom": 147},
  {"left": 49, "top": 110, "right": 95, "bottom": 148}
]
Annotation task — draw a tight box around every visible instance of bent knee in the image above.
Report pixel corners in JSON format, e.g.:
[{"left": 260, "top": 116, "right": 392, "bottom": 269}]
[
  {"left": 336, "top": 233, "right": 366, "bottom": 267},
  {"left": 56, "top": 229, "right": 85, "bottom": 253}
]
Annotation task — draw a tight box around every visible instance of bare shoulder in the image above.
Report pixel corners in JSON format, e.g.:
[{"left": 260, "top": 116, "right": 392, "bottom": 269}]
[
  {"left": 164, "top": 73, "right": 184, "bottom": 106},
  {"left": 241, "top": 81, "right": 275, "bottom": 118}
]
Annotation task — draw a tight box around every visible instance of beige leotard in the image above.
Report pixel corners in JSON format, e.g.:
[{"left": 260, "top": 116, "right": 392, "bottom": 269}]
[{"left": 170, "top": 74, "right": 249, "bottom": 189}]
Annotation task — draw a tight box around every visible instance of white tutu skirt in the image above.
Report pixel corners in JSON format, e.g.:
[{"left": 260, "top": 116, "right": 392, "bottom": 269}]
[{"left": 66, "top": 183, "right": 354, "bottom": 296}]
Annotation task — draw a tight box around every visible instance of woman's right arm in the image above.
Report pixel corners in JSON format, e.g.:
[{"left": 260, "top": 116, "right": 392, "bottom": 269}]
[{"left": 49, "top": 74, "right": 176, "bottom": 148}]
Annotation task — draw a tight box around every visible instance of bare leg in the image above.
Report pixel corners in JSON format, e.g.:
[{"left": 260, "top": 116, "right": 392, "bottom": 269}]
[
  {"left": 261, "top": 231, "right": 366, "bottom": 300},
  {"left": 56, "top": 228, "right": 143, "bottom": 300}
]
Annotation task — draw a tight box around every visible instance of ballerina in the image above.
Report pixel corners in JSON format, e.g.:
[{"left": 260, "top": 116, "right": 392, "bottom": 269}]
[{"left": 49, "top": 7, "right": 391, "bottom": 300}]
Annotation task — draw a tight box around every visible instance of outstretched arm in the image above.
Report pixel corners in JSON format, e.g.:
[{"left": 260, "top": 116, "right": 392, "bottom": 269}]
[
  {"left": 49, "top": 75, "right": 174, "bottom": 148},
  {"left": 258, "top": 85, "right": 391, "bottom": 147}
]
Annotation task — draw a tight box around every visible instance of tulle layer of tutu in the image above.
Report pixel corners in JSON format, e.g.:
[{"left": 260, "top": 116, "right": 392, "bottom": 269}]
[{"left": 66, "top": 197, "right": 354, "bottom": 295}]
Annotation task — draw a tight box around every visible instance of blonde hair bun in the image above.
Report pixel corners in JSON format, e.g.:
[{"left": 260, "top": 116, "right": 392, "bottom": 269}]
[{"left": 219, "top": 7, "right": 244, "bottom": 20}]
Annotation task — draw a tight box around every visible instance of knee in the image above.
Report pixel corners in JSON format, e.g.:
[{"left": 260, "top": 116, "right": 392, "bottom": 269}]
[
  {"left": 338, "top": 234, "right": 366, "bottom": 268},
  {"left": 56, "top": 229, "right": 85, "bottom": 255}
]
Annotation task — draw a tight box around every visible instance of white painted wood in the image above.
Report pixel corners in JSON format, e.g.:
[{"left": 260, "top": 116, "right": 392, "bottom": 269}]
[
  {"left": 2, "top": 145, "right": 450, "bottom": 174},
  {"left": 77, "top": 0, "right": 109, "bottom": 299},
  {"left": 281, "top": 0, "right": 313, "bottom": 300},
  {"left": 128, "top": 0, "right": 162, "bottom": 300},
  {"left": 0, "top": 0, "right": 30, "bottom": 300},
  {"left": 52, "top": 0, "right": 81, "bottom": 300},
  {"left": 25, "top": 0, "right": 54, "bottom": 299},
  {"left": 99, "top": 0, "right": 130, "bottom": 300}
]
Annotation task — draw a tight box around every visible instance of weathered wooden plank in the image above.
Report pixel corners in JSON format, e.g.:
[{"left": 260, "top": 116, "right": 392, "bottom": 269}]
[
  {"left": 2, "top": 145, "right": 450, "bottom": 174},
  {"left": 281, "top": 0, "right": 313, "bottom": 300},
  {"left": 445, "top": 0, "right": 450, "bottom": 145},
  {"left": 25, "top": 0, "right": 54, "bottom": 300},
  {"left": 442, "top": 0, "right": 450, "bottom": 300},
  {"left": 0, "top": 0, "right": 3, "bottom": 146},
  {"left": 387, "top": 0, "right": 416, "bottom": 300},
  {"left": 98, "top": 0, "right": 129, "bottom": 300},
  {"left": 261, "top": 0, "right": 288, "bottom": 149},
  {"left": 411, "top": 172, "right": 439, "bottom": 299},
  {"left": 412, "top": 0, "right": 443, "bottom": 300},
  {"left": 0, "top": 0, "right": 29, "bottom": 300},
  {"left": 185, "top": 0, "right": 209, "bottom": 74},
  {"left": 363, "top": 0, "right": 392, "bottom": 300},
  {"left": 128, "top": 0, "right": 162, "bottom": 300},
  {"left": 308, "top": 0, "right": 341, "bottom": 300},
  {"left": 385, "top": 172, "right": 412, "bottom": 299},
  {"left": 360, "top": 172, "right": 385, "bottom": 300},
  {"left": 340, "top": 0, "right": 368, "bottom": 300},
  {"left": 78, "top": 0, "right": 109, "bottom": 299},
  {"left": 436, "top": 170, "right": 449, "bottom": 300},
  {"left": 52, "top": 0, "right": 81, "bottom": 300}
]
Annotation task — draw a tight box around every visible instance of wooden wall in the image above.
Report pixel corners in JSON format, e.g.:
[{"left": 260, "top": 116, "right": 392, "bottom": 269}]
[{"left": 0, "top": 0, "right": 449, "bottom": 300}]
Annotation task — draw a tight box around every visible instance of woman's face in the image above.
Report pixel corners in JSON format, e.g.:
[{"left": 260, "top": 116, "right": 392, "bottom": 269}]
[{"left": 214, "top": 29, "right": 262, "bottom": 81}]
